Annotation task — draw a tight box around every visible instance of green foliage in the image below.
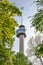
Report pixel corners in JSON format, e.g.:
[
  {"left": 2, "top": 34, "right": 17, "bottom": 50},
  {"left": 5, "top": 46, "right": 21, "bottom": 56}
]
[
  {"left": 32, "top": 9, "right": 43, "bottom": 32},
  {"left": 0, "top": 44, "right": 14, "bottom": 65},
  {"left": 35, "top": 0, "right": 43, "bottom": 7},
  {"left": 31, "top": 0, "right": 43, "bottom": 62},
  {"left": 35, "top": 43, "right": 43, "bottom": 57},
  {"left": 31, "top": 0, "right": 43, "bottom": 59},
  {"left": 31, "top": 0, "right": 43, "bottom": 32},
  {"left": 0, "top": 0, "right": 21, "bottom": 65},
  {"left": 13, "top": 53, "right": 32, "bottom": 65},
  {"left": 0, "top": 0, "right": 21, "bottom": 46}
]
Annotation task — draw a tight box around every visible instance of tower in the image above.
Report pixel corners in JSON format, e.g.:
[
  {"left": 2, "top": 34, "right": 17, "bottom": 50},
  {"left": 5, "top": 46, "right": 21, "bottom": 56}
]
[{"left": 16, "top": 7, "right": 26, "bottom": 53}]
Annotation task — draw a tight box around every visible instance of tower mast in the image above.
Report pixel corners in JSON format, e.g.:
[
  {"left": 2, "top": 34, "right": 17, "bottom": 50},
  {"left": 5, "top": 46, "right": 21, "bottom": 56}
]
[{"left": 21, "top": 7, "right": 24, "bottom": 25}]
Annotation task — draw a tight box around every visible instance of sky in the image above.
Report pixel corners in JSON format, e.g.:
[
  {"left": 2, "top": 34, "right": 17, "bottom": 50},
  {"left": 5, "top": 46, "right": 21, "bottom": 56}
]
[{"left": 10, "top": 0, "right": 37, "bottom": 54}]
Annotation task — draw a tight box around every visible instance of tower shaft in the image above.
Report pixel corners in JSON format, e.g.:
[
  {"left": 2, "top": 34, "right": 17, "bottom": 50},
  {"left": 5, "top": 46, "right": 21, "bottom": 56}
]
[{"left": 19, "top": 35, "right": 24, "bottom": 53}]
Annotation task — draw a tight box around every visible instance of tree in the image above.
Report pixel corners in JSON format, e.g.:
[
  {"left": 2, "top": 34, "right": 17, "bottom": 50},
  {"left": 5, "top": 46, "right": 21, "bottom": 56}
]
[
  {"left": 27, "top": 33, "right": 43, "bottom": 65},
  {"left": 0, "top": 45, "right": 15, "bottom": 65},
  {"left": 0, "top": 0, "right": 21, "bottom": 65},
  {"left": 31, "top": 0, "right": 43, "bottom": 32},
  {"left": 35, "top": 42, "right": 43, "bottom": 57},
  {"left": 27, "top": 0, "right": 43, "bottom": 64},
  {"left": 0, "top": 0, "right": 21, "bottom": 46},
  {"left": 35, "top": 43, "right": 43, "bottom": 65},
  {"left": 31, "top": 0, "right": 43, "bottom": 64},
  {"left": 13, "top": 53, "right": 32, "bottom": 65}
]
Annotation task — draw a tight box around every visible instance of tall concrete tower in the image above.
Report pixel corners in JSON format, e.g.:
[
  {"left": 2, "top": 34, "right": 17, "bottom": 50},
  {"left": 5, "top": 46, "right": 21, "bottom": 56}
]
[
  {"left": 16, "top": 7, "right": 26, "bottom": 53},
  {"left": 16, "top": 25, "right": 26, "bottom": 53}
]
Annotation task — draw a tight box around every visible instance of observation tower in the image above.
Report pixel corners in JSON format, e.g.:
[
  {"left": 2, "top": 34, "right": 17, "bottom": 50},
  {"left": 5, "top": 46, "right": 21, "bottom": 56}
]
[{"left": 16, "top": 7, "right": 26, "bottom": 53}]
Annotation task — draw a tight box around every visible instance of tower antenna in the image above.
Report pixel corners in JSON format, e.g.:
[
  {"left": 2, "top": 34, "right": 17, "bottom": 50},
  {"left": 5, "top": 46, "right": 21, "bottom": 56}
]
[{"left": 21, "top": 7, "right": 24, "bottom": 25}]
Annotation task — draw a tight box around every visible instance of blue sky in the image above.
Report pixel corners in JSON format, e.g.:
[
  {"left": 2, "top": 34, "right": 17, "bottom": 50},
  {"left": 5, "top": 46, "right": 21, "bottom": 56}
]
[{"left": 10, "top": 0, "right": 37, "bottom": 54}]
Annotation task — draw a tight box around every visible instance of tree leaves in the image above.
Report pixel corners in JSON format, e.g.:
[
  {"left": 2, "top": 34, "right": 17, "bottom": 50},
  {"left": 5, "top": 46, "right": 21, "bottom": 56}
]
[
  {"left": 32, "top": 9, "right": 43, "bottom": 32},
  {"left": 35, "top": 0, "right": 43, "bottom": 7},
  {"left": 0, "top": 0, "right": 21, "bottom": 45},
  {"left": 13, "top": 53, "right": 32, "bottom": 65},
  {"left": 35, "top": 43, "right": 43, "bottom": 57},
  {"left": 0, "top": 0, "right": 21, "bottom": 65},
  {"left": 31, "top": 0, "right": 43, "bottom": 32}
]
